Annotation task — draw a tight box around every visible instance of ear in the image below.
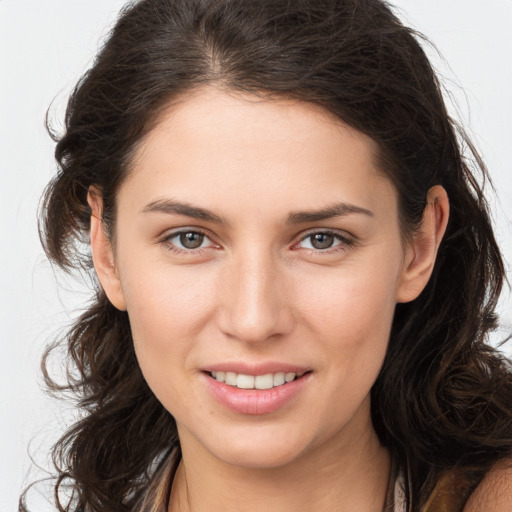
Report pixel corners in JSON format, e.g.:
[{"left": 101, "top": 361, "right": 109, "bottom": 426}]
[
  {"left": 87, "top": 187, "right": 127, "bottom": 311},
  {"left": 396, "top": 185, "right": 450, "bottom": 303}
]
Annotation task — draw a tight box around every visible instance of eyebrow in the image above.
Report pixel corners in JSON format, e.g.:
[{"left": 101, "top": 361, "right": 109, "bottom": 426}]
[
  {"left": 141, "top": 199, "right": 374, "bottom": 224},
  {"left": 141, "top": 199, "right": 227, "bottom": 224},
  {"left": 286, "top": 203, "right": 374, "bottom": 223}
]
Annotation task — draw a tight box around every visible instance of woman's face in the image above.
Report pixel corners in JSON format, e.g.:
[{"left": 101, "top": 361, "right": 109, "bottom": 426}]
[{"left": 95, "top": 87, "right": 427, "bottom": 469}]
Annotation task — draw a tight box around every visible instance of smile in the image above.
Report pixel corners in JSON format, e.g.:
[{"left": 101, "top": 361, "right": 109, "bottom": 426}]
[
  {"left": 203, "top": 367, "right": 312, "bottom": 414},
  {"left": 210, "top": 371, "right": 302, "bottom": 390}
]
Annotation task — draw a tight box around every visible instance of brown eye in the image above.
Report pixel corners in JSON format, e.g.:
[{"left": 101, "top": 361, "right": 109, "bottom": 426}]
[
  {"left": 310, "top": 233, "right": 335, "bottom": 249},
  {"left": 179, "top": 231, "right": 205, "bottom": 249}
]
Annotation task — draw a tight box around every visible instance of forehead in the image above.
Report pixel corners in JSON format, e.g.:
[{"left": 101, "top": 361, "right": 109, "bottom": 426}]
[{"left": 124, "top": 86, "right": 397, "bottom": 220}]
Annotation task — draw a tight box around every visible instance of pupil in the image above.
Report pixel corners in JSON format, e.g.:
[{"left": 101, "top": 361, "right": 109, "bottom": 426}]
[
  {"left": 311, "top": 233, "right": 334, "bottom": 249},
  {"left": 180, "top": 232, "right": 203, "bottom": 249}
]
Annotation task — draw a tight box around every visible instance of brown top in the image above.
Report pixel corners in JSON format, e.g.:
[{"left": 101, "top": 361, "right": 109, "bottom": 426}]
[
  {"left": 385, "top": 461, "right": 475, "bottom": 512},
  {"left": 420, "top": 470, "right": 474, "bottom": 512}
]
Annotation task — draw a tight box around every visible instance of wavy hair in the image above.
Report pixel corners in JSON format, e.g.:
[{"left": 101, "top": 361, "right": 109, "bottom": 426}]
[{"left": 22, "top": 0, "right": 512, "bottom": 510}]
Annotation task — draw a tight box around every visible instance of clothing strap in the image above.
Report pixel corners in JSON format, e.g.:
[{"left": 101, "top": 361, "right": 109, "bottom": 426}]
[{"left": 384, "top": 462, "right": 475, "bottom": 512}]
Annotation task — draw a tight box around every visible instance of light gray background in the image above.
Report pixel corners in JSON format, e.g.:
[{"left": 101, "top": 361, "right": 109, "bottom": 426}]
[{"left": 1, "top": 1, "right": 511, "bottom": 511}]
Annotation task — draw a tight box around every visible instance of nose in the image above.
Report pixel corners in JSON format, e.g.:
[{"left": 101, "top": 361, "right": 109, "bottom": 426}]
[{"left": 217, "top": 250, "right": 294, "bottom": 344}]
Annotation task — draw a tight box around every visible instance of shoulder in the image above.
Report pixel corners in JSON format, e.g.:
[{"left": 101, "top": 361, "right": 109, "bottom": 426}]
[{"left": 463, "top": 459, "right": 512, "bottom": 512}]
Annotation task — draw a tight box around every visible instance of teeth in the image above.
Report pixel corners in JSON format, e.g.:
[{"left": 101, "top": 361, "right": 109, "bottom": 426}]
[
  {"left": 237, "top": 374, "right": 255, "bottom": 389},
  {"left": 225, "top": 372, "right": 237, "bottom": 386},
  {"left": 210, "top": 371, "right": 300, "bottom": 389},
  {"left": 255, "top": 374, "right": 273, "bottom": 390},
  {"left": 285, "top": 372, "right": 296, "bottom": 383},
  {"left": 273, "top": 372, "right": 285, "bottom": 386}
]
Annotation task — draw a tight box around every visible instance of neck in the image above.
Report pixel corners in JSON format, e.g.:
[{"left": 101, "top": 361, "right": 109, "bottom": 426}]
[{"left": 168, "top": 407, "right": 390, "bottom": 512}]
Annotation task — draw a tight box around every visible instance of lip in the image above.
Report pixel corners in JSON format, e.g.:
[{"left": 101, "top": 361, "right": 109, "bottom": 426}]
[
  {"left": 203, "top": 362, "right": 311, "bottom": 376},
  {"left": 202, "top": 367, "right": 312, "bottom": 415}
]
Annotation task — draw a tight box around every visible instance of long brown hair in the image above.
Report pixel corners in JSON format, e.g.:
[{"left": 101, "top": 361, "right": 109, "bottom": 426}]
[{"left": 22, "top": 0, "right": 512, "bottom": 510}]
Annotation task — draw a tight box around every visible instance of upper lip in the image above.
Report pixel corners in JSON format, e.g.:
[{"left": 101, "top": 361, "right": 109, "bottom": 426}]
[{"left": 202, "top": 362, "right": 311, "bottom": 376}]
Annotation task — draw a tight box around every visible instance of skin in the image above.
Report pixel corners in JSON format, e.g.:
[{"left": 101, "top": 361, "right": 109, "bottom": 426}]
[
  {"left": 89, "top": 87, "right": 449, "bottom": 511},
  {"left": 464, "top": 461, "right": 512, "bottom": 512}
]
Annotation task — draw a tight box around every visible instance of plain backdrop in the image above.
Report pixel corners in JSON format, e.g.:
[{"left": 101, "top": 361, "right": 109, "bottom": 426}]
[{"left": 1, "top": 1, "right": 511, "bottom": 511}]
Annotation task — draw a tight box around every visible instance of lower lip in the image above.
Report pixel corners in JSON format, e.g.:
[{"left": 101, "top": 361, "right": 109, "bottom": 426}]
[{"left": 203, "top": 372, "right": 311, "bottom": 415}]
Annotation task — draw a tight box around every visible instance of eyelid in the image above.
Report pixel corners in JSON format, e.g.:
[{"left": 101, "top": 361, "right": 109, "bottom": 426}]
[
  {"left": 160, "top": 227, "right": 219, "bottom": 253},
  {"left": 293, "top": 228, "right": 355, "bottom": 252}
]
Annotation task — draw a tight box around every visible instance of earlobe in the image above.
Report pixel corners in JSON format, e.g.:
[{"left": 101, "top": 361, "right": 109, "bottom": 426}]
[
  {"left": 87, "top": 187, "right": 127, "bottom": 311},
  {"left": 396, "top": 185, "right": 450, "bottom": 303}
]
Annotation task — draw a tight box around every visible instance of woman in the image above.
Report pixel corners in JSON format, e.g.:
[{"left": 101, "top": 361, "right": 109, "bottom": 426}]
[{"left": 22, "top": 0, "right": 512, "bottom": 510}]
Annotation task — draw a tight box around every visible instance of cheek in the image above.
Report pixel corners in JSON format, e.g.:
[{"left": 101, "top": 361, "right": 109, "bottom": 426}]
[
  {"left": 297, "top": 269, "right": 399, "bottom": 429},
  {"left": 301, "top": 261, "right": 399, "bottom": 339},
  {"left": 298, "top": 259, "right": 401, "bottom": 388},
  {"left": 119, "top": 261, "right": 217, "bottom": 375}
]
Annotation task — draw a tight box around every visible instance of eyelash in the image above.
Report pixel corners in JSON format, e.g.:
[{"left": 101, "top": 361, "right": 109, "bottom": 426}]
[
  {"left": 160, "top": 229, "right": 216, "bottom": 255},
  {"left": 160, "top": 228, "right": 355, "bottom": 256},
  {"left": 294, "top": 230, "right": 354, "bottom": 253}
]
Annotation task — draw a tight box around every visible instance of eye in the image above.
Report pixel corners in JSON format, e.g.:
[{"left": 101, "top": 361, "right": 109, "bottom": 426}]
[
  {"left": 296, "top": 231, "right": 352, "bottom": 251},
  {"left": 163, "top": 230, "right": 215, "bottom": 252},
  {"left": 177, "top": 231, "right": 206, "bottom": 249}
]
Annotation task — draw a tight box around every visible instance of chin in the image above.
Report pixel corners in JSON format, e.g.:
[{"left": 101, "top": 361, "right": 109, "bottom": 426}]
[
  {"left": 213, "top": 441, "right": 308, "bottom": 470},
  {"left": 183, "top": 421, "right": 316, "bottom": 470}
]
